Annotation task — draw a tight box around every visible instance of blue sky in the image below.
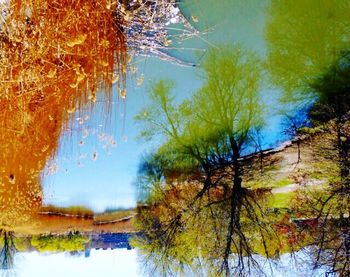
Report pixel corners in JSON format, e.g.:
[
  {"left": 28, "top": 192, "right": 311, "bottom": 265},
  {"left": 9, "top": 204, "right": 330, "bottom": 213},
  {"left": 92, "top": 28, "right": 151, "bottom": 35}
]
[{"left": 42, "top": 57, "right": 203, "bottom": 212}]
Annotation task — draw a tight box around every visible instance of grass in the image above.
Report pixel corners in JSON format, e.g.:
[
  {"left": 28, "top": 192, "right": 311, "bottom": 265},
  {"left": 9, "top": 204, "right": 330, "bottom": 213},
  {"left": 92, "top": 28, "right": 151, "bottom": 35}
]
[
  {"left": 245, "top": 176, "right": 293, "bottom": 191},
  {"left": 271, "top": 178, "right": 293, "bottom": 188},
  {"left": 40, "top": 205, "right": 136, "bottom": 224},
  {"left": 309, "top": 161, "right": 339, "bottom": 181},
  {"left": 40, "top": 205, "right": 94, "bottom": 218},
  {"left": 268, "top": 192, "right": 294, "bottom": 209},
  {"left": 93, "top": 209, "right": 136, "bottom": 223}
]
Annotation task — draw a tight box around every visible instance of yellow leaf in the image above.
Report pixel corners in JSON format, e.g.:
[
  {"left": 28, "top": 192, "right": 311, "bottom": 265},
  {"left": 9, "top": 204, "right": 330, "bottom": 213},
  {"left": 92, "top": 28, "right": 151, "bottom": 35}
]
[
  {"left": 112, "top": 74, "right": 119, "bottom": 84},
  {"left": 100, "top": 60, "right": 109, "bottom": 67},
  {"left": 163, "top": 39, "right": 172, "bottom": 47},
  {"left": 47, "top": 69, "right": 56, "bottom": 78},
  {"left": 191, "top": 15, "right": 199, "bottom": 22},
  {"left": 69, "top": 82, "right": 78, "bottom": 88},
  {"left": 131, "top": 66, "right": 137, "bottom": 74},
  {"left": 137, "top": 74, "right": 144, "bottom": 86},
  {"left": 124, "top": 11, "right": 131, "bottom": 22},
  {"left": 119, "top": 89, "right": 126, "bottom": 99},
  {"left": 67, "top": 34, "right": 87, "bottom": 47},
  {"left": 76, "top": 72, "right": 85, "bottom": 83},
  {"left": 67, "top": 107, "right": 76, "bottom": 114},
  {"left": 88, "top": 93, "right": 96, "bottom": 103},
  {"left": 41, "top": 145, "right": 49, "bottom": 152},
  {"left": 99, "top": 39, "right": 110, "bottom": 48}
]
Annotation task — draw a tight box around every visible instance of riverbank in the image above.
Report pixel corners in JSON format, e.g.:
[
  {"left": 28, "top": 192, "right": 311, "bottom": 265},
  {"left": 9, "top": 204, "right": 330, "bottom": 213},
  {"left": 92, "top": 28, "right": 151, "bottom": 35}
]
[
  {"left": 3, "top": 123, "right": 339, "bottom": 235},
  {"left": 2, "top": 209, "right": 136, "bottom": 235}
]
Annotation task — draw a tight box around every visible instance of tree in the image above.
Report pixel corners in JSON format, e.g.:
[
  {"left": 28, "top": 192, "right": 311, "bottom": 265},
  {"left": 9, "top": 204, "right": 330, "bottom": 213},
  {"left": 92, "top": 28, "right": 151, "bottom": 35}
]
[
  {"left": 285, "top": 120, "right": 350, "bottom": 276},
  {"left": 135, "top": 45, "right": 286, "bottom": 276},
  {"left": 288, "top": 183, "right": 350, "bottom": 276},
  {"left": 187, "top": 46, "right": 266, "bottom": 275},
  {"left": 281, "top": 107, "right": 310, "bottom": 164},
  {"left": 266, "top": 6, "right": 350, "bottom": 274},
  {"left": 136, "top": 45, "right": 264, "bottom": 197},
  {"left": 266, "top": 0, "right": 350, "bottom": 103},
  {"left": 133, "top": 181, "right": 283, "bottom": 276},
  {"left": 250, "top": 126, "right": 265, "bottom": 175},
  {"left": 0, "top": 0, "right": 127, "bottom": 228},
  {"left": 189, "top": 45, "right": 264, "bottom": 184},
  {"left": 0, "top": 230, "right": 16, "bottom": 270}
]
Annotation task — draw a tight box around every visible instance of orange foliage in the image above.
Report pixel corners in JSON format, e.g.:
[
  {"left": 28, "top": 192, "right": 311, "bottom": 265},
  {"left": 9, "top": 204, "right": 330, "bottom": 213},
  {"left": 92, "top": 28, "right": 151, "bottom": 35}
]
[{"left": 0, "top": 0, "right": 128, "bottom": 227}]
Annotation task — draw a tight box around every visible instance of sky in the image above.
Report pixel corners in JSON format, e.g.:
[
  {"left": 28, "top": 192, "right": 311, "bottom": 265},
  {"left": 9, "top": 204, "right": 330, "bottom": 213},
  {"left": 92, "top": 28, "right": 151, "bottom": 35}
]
[
  {"left": 42, "top": 57, "right": 202, "bottom": 212},
  {"left": 12, "top": 248, "right": 329, "bottom": 277},
  {"left": 15, "top": 249, "right": 140, "bottom": 277},
  {"left": 42, "top": 0, "right": 287, "bottom": 213}
]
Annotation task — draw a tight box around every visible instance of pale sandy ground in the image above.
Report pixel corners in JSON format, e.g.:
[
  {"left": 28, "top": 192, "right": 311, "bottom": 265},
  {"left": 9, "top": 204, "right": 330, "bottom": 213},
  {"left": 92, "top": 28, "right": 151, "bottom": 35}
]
[{"left": 259, "top": 138, "right": 329, "bottom": 194}]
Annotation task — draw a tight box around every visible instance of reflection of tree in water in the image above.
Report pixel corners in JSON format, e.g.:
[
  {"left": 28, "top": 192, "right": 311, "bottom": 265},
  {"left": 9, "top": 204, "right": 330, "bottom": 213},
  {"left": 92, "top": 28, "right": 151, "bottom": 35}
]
[
  {"left": 283, "top": 89, "right": 350, "bottom": 275},
  {"left": 133, "top": 0, "right": 350, "bottom": 274},
  {"left": 295, "top": 40, "right": 350, "bottom": 277},
  {"left": 266, "top": 0, "right": 350, "bottom": 103},
  {"left": 133, "top": 46, "right": 286, "bottom": 276},
  {"left": 285, "top": 191, "right": 350, "bottom": 275},
  {"left": 266, "top": 1, "right": 350, "bottom": 275},
  {"left": 134, "top": 181, "right": 282, "bottom": 276},
  {"left": 312, "top": 218, "right": 349, "bottom": 275},
  {"left": 0, "top": 230, "right": 16, "bottom": 273}
]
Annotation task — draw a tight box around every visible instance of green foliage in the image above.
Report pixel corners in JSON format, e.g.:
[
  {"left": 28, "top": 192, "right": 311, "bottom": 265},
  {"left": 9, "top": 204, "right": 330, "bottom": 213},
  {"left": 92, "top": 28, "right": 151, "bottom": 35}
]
[
  {"left": 133, "top": 183, "right": 286, "bottom": 276},
  {"left": 178, "top": 45, "right": 264, "bottom": 166},
  {"left": 266, "top": 0, "right": 350, "bottom": 102},
  {"left": 13, "top": 237, "right": 31, "bottom": 252},
  {"left": 134, "top": 45, "right": 285, "bottom": 275},
  {"left": 309, "top": 51, "right": 350, "bottom": 122},
  {"left": 191, "top": 45, "right": 263, "bottom": 137},
  {"left": 31, "top": 232, "right": 89, "bottom": 253},
  {"left": 309, "top": 161, "right": 340, "bottom": 182},
  {"left": 135, "top": 45, "right": 264, "bottom": 178},
  {"left": 134, "top": 79, "right": 179, "bottom": 142}
]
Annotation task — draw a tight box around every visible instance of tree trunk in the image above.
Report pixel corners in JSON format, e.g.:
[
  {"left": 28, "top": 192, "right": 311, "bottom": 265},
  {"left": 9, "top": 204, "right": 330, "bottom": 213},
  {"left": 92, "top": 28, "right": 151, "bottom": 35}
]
[
  {"left": 222, "top": 136, "right": 243, "bottom": 276},
  {"left": 222, "top": 171, "right": 243, "bottom": 276}
]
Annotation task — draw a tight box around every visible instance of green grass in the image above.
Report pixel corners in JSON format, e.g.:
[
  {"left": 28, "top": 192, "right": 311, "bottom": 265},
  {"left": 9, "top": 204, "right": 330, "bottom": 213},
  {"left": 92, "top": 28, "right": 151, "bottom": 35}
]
[
  {"left": 309, "top": 161, "right": 339, "bottom": 181},
  {"left": 268, "top": 192, "right": 294, "bottom": 209},
  {"left": 271, "top": 178, "right": 293, "bottom": 188},
  {"left": 246, "top": 177, "right": 293, "bottom": 190}
]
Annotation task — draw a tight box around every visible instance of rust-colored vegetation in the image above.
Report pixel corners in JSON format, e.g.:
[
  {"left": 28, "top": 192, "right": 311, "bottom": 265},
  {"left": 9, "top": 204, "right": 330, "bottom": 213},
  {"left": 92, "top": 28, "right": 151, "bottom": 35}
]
[{"left": 0, "top": 0, "right": 129, "bottom": 228}]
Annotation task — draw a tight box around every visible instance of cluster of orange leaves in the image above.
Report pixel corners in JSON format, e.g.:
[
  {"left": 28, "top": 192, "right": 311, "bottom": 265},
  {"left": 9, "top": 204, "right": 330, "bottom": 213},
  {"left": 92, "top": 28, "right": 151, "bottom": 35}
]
[{"left": 0, "top": 0, "right": 129, "bottom": 226}]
